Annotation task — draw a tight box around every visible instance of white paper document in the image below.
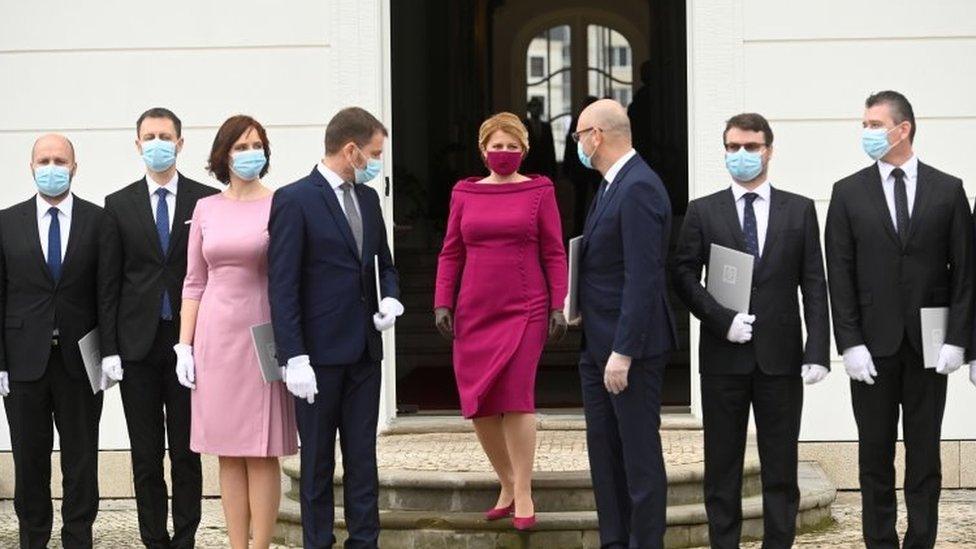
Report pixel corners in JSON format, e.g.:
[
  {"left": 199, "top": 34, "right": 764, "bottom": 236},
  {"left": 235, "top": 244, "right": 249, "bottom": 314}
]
[
  {"left": 78, "top": 328, "right": 111, "bottom": 394},
  {"left": 250, "top": 323, "right": 282, "bottom": 383},
  {"left": 920, "top": 307, "right": 948, "bottom": 370},
  {"left": 706, "top": 244, "right": 754, "bottom": 314},
  {"left": 565, "top": 236, "right": 583, "bottom": 323}
]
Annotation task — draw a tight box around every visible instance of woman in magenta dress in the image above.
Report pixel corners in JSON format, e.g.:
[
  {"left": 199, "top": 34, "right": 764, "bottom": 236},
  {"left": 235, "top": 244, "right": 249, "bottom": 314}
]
[
  {"left": 175, "top": 115, "right": 297, "bottom": 549},
  {"left": 434, "top": 112, "right": 568, "bottom": 529}
]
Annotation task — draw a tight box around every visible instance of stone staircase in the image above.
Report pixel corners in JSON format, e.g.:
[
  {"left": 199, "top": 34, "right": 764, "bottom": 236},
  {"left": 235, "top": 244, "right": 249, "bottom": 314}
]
[{"left": 273, "top": 415, "right": 836, "bottom": 548}]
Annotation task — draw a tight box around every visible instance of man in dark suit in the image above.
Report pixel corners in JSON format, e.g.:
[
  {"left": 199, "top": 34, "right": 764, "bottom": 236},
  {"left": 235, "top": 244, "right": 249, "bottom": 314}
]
[
  {"left": 269, "top": 107, "right": 403, "bottom": 549},
  {"left": 673, "top": 113, "right": 830, "bottom": 548},
  {"left": 0, "top": 134, "right": 104, "bottom": 548},
  {"left": 522, "top": 97, "right": 558, "bottom": 179},
  {"left": 573, "top": 99, "right": 677, "bottom": 548},
  {"left": 826, "top": 90, "right": 973, "bottom": 549},
  {"left": 98, "top": 108, "right": 218, "bottom": 548}
]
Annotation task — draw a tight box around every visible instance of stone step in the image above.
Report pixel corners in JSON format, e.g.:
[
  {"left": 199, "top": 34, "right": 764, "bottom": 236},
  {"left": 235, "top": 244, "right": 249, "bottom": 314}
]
[
  {"left": 382, "top": 412, "right": 702, "bottom": 434},
  {"left": 274, "top": 462, "right": 836, "bottom": 548}
]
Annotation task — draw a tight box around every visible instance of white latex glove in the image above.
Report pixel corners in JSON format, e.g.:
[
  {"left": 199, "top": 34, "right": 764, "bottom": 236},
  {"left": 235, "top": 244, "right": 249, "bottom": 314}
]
[
  {"left": 286, "top": 355, "right": 318, "bottom": 404},
  {"left": 0, "top": 371, "right": 9, "bottom": 397},
  {"left": 604, "top": 352, "right": 632, "bottom": 395},
  {"left": 842, "top": 345, "right": 877, "bottom": 385},
  {"left": 373, "top": 297, "right": 404, "bottom": 332},
  {"left": 935, "top": 344, "right": 965, "bottom": 375},
  {"left": 726, "top": 313, "right": 756, "bottom": 344},
  {"left": 173, "top": 343, "right": 196, "bottom": 390},
  {"left": 100, "top": 355, "right": 124, "bottom": 391},
  {"left": 970, "top": 361, "right": 976, "bottom": 387},
  {"left": 801, "top": 364, "right": 829, "bottom": 385}
]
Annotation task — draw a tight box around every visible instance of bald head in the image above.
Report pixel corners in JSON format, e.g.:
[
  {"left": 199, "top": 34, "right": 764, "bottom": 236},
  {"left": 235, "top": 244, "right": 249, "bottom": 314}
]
[
  {"left": 576, "top": 99, "right": 632, "bottom": 174},
  {"left": 579, "top": 99, "right": 631, "bottom": 139},
  {"left": 31, "top": 133, "right": 76, "bottom": 166}
]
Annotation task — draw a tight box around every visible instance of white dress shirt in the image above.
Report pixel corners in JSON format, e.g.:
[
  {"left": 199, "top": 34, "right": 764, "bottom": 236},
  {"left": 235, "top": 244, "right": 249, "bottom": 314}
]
[
  {"left": 147, "top": 172, "right": 179, "bottom": 231},
  {"left": 731, "top": 180, "right": 771, "bottom": 257},
  {"left": 318, "top": 163, "right": 362, "bottom": 217},
  {"left": 603, "top": 149, "right": 638, "bottom": 191},
  {"left": 877, "top": 154, "right": 918, "bottom": 229},
  {"left": 36, "top": 192, "right": 72, "bottom": 261}
]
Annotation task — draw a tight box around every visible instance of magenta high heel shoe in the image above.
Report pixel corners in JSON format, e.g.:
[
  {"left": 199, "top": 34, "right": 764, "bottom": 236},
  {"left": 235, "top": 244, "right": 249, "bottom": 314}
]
[
  {"left": 485, "top": 502, "right": 515, "bottom": 521},
  {"left": 513, "top": 515, "right": 537, "bottom": 530}
]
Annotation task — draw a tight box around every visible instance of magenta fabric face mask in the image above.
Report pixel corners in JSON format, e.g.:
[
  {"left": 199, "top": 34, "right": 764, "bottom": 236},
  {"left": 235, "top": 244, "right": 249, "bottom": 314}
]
[{"left": 485, "top": 151, "right": 523, "bottom": 176}]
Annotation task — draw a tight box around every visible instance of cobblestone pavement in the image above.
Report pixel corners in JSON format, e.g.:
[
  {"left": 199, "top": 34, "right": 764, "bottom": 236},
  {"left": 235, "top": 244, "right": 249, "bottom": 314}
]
[
  {"left": 367, "top": 429, "right": 709, "bottom": 472},
  {"left": 3, "top": 491, "right": 975, "bottom": 547}
]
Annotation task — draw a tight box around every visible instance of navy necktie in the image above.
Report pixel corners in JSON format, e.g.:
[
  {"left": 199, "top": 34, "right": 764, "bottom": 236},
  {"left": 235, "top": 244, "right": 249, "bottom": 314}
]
[
  {"left": 742, "top": 192, "right": 760, "bottom": 258},
  {"left": 155, "top": 188, "right": 173, "bottom": 320},
  {"left": 47, "top": 207, "right": 62, "bottom": 282}
]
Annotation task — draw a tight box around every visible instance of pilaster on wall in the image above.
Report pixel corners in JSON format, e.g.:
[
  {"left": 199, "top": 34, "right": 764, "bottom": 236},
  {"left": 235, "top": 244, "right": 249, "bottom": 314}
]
[{"left": 685, "top": 0, "right": 743, "bottom": 419}]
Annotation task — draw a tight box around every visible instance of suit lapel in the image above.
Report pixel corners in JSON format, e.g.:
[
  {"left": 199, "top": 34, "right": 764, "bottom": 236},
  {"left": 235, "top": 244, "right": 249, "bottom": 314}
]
[
  {"left": 59, "top": 196, "right": 87, "bottom": 279},
  {"left": 756, "top": 188, "right": 787, "bottom": 278},
  {"left": 167, "top": 175, "right": 196, "bottom": 257},
  {"left": 128, "top": 178, "right": 165, "bottom": 259},
  {"left": 905, "top": 162, "right": 933, "bottom": 246},
  {"left": 863, "top": 166, "right": 901, "bottom": 248},
  {"left": 311, "top": 168, "right": 361, "bottom": 262},
  {"left": 355, "top": 184, "right": 371, "bottom": 267},
  {"left": 719, "top": 188, "right": 748, "bottom": 252},
  {"left": 586, "top": 155, "right": 640, "bottom": 234},
  {"left": 21, "top": 201, "right": 54, "bottom": 286}
]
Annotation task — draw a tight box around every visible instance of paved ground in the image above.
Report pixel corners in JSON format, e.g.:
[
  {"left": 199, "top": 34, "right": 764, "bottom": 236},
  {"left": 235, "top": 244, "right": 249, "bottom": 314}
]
[{"left": 2, "top": 490, "right": 976, "bottom": 547}]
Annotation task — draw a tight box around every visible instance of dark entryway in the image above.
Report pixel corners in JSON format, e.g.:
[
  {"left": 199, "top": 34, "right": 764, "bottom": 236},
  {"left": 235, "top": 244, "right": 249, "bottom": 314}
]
[{"left": 391, "top": 0, "right": 690, "bottom": 413}]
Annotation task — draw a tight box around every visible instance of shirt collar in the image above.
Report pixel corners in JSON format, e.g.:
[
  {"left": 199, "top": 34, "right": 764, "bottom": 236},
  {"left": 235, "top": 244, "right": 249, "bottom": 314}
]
[
  {"left": 731, "top": 180, "right": 771, "bottom": 202},
  {"left": 317, "top": 162, "right": 349, "bottom": 192},
  {"left": 147, "top": 172, "right": 179, "bottom": 196},
  {"left": 878, "top": 154, "right": 918, "bottom": 182},
  {"left": 36, "top": 191, "right": 74, "bottom": 220},
  {"left": 604, "top": 149, "right": 637, "bottom": 185}
]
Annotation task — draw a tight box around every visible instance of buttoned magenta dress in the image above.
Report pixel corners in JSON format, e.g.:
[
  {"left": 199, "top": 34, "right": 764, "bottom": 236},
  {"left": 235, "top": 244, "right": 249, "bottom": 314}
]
[
  {"left": 183, "top": 194, "right": 298, "bottom": 457},
  {"left": 435, "top": 176, "right": 568, "bottom": 418}
]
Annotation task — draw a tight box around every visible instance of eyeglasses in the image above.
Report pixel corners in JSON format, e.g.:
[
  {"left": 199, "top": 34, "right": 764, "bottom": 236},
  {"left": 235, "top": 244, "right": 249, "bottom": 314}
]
[
  {"left": 724, "top": 142, "right": 766, "bottom": 153},
  {"left": 571, "top": 127, "right": 600, "bottom": 143}
]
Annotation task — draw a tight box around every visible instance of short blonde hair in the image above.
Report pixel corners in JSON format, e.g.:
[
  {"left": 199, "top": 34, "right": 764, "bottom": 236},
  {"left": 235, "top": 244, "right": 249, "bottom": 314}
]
[{"left": 478, "top": 112, "right": 529, "bottom": 152}]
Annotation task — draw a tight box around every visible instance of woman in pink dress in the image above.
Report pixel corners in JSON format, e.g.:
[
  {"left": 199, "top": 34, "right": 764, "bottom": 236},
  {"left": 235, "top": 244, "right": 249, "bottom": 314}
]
[
  {"left": 434, "top": 112, "right": 568, "bottom": 529},
  {"left": 175, "top": 115, "right": 297, "bottom": 549}
]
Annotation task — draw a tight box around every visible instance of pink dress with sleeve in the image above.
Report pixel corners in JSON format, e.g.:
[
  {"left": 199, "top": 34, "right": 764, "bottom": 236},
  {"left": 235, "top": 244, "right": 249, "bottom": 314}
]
[
  {"left": 434, "top": 176, "right": 568, "bottom": 418},
  {"left": 182, "top": 194, "right": 298, "bottom": 457}
]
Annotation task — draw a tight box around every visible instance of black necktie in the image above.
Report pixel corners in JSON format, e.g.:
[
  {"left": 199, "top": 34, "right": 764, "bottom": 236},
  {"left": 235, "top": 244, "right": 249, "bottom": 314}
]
[
  {"left": 47, "top": 207, "right": 62, "bottom": 281},
  {"left": 742, "top": 193, "right": 759, "bottom": 258},
  {"left": 892, "top": 167, "right": 909, "bottom": 244}
]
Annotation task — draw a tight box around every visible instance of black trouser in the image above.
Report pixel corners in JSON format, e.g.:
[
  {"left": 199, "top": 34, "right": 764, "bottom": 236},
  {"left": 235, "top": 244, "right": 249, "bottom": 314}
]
[
  {"left": 296, "top": 357, "right": 382, "bottom": 549},
  {"left": 4, "top": 347, "right": 103, "bottom": 549},
  {"left": 701, "top": 368, "right": 803, "bottom": 549},
  {"left": 852, "top": 337, "right": 946, "bottom": 549},
  {"left": 119, "top": 320, "right": 201, "bottom": 549},
  {"left": 580, "top": 355, "right": 667, "bottom": 549}
]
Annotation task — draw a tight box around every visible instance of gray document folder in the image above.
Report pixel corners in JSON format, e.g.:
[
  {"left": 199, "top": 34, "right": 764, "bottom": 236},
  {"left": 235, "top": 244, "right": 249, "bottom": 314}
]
[
  {"left": 706, "top": 244, "right": 753, "bottom": 314},
  {"left": 250, "top": 323, "right": 283, "bottom": 383},
  {"left": 566, "top": 236, "right": 583, "bottom": 322},
  {"left": 920, "top": 307, "right": 948, "bottom": 370}
]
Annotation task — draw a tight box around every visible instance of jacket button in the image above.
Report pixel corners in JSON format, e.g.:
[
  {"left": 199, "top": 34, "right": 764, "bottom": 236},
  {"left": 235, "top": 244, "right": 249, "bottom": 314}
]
[{"left": 361, "top": 295, "right": 366, "bottom": 303}]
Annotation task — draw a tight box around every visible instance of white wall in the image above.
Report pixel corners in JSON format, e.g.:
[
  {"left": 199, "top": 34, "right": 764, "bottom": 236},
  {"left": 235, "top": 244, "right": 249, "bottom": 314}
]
[
  {"left": 689, "top": 0, "right": 976, "bottom": 441},
  {"left": 0, "top": 0, "right": 393, "bottom": 451}
]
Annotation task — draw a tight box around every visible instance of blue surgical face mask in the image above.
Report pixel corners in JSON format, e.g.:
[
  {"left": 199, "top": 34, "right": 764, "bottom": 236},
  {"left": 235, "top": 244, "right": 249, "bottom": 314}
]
[
  {"left": 34, "top": 164, "right": 72, "bottom": 197},
  {"left": 141, "top": 139, "right": 177, "bottom": 173},
  {"left": 862, "top": 126, "right": 896, "bottom": 161},
  {"left": 354, "top": 148, "right": 383, "bottom": 184},
  {"left": 230, "top": 149, "right": 267, "bottom": 181},
  {"left": 577, "top": 133, "right": 597, "bottom": 170},
  {"left": 725, "top": 148, "right": 764, "bottom": 182}
]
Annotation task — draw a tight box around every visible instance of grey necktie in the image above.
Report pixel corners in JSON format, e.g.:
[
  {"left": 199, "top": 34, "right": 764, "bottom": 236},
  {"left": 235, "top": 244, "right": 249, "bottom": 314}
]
[{"left": 339, "top": 182, "right": 363, "bottom": 257}]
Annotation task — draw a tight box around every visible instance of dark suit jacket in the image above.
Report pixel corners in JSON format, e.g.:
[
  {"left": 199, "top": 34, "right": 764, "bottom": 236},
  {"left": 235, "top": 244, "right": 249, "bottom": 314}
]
[
  {"left": 579, "top": 153, "right": 677, "bottom": 365},
  {"left": 825, "top": 161, "right": 973, "bottom": 357},
  {"left": 268, "top": 167, "right": 400, "bottom": 366},
  {"left": 0, "top": 195, "right": 103, "bottom": 382},
  {"left": 672, "top": 187, "right": 830, "bottom": 376},
  {"left": 98, "top": 174, "right": 218, "bottom": 360}
]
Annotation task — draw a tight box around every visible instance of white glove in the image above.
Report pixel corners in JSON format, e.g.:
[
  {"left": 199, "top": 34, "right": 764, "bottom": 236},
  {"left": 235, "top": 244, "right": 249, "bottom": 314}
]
[
  {"left": 842, "top": 345, "right": 877, "bottom": 385},
  {"left": 100, "top": 355, "right": 124, "bottom": 391},
  {"left": 604, "top": 352, "right": 632, "bottom": 395},
  {"left": 373, "top": 297, "right": 404, "bottom": 332},
  {"left": 801, "top": 364, "right": 829, "bottom": 385},
  {"left": 935, "top": 344, "right": 965, "bottom": 375},
  {"left": 0, "top": 371, "right": 9, "bottom": 397},
  {"left": 173, "top": 343, "right": 196, "bottom": 390},
  {"left": 726, "top": 313, "right": 755, "bottom": 344},
  {"left": 286, "top": 355, "right": 318, "bottom": 404},
  {"left": 970, "top": 361, "right": 976, "bottom": 387}
]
